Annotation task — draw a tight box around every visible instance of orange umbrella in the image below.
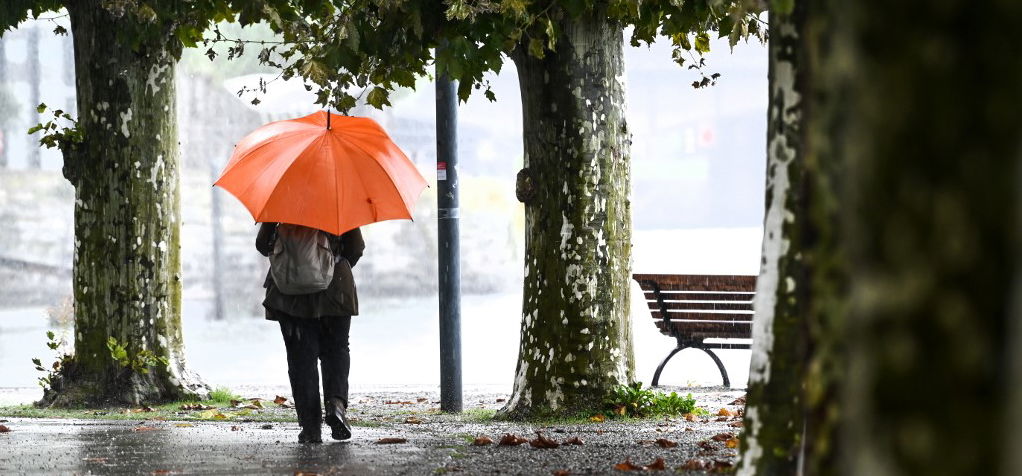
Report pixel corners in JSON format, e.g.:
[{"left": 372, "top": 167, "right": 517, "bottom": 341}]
[{"left": 214, "top": 111, "right": 428, "bottom": 235}]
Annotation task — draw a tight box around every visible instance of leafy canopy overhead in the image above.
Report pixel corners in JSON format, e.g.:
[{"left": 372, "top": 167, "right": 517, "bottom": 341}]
[
  {"left": 2, "top": 0, "right": 764, "bottom": 113},
  {"left": 0, "top": 0, "right": 304, "bottom": 57},
  {"left": 243, "top": 0, "right": 765, "bottom": 111}
]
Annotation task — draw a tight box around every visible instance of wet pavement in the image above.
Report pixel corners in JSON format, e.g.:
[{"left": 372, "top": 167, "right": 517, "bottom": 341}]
[{"left": 0, "top": 387, "right": 746, "bottom": 475}]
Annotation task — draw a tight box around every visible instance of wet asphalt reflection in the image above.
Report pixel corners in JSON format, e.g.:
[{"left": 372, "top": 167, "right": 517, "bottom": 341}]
[{"left": 0, "top": 419, "right": 423, "bottom": 475}]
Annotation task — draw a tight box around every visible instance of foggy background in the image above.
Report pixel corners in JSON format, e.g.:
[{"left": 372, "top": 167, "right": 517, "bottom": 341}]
[{"left": 0, "top": 17, "right": 765, "bottom": 404}]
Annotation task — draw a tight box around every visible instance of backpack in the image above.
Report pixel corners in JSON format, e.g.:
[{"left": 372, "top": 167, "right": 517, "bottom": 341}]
[{"left": 269, "top": 224, "right": 335, "bottom": 295}]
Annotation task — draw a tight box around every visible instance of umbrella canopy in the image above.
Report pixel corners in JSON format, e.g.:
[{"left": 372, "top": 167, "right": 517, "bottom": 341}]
[{"left": 215, "top": 111, "right": 428, "bottom": 235}]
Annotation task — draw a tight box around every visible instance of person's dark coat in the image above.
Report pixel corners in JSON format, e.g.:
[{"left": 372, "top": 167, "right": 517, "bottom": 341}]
[{"left": 256, "top": 223, "right": 365, "bottom": 320}]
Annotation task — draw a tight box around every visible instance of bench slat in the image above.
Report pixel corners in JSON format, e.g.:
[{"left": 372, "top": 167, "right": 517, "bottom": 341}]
[
  {"left": 642, "top": 291, "right": 755, "bottom": 301},
  {"left": 645, "top": 301, "right": 752, "bottom": 311},
  {"left": 634, "top": 273, "right": 756, "bottom": 293},
  {"left": 656, "top": 320, "right": 752, "bottom": 338},
  {"left": 649, "top": 310, "right": 753, "bottom": 321}
]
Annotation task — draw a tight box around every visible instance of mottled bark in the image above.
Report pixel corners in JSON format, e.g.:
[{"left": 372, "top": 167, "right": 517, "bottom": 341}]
[
  {"left": 738, "top": 4, "right": 810, "bottom": 474},
  {"left": 800, "top": 0, "right": 850, "bottom": 472},
  {"left": 498, "top": 11, "right": 633, "bottom": 419},
  {"left": 838, "top": 1, "right": 1022, "bottom": 474},
  {"left": 41, "top": 1, "right": 207, "bottom": 406}
]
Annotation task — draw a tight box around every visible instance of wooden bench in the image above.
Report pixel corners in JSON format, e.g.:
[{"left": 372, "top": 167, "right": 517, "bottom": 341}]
[{"left": 633, "top": 274, "right": 757, "bottom": 388}]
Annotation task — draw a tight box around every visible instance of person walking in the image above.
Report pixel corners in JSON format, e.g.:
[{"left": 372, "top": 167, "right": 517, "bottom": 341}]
[{"left": 256, "top": 222, "right": 365, "bottom": 444}]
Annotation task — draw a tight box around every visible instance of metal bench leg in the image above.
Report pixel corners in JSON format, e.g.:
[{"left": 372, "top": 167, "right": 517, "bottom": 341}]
[
  {"left": 700, "top": 348, "right": 731, "bottom": 387},
  {"left": 651, "top": 346, "right": 684, "bottom": 387}
]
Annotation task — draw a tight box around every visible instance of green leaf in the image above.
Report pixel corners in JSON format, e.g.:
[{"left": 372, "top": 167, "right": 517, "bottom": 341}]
[
  {"left": 528, "top": 38, "right": 546, "bottom": 59},
  {"left": 695, "top": 32, "right": 711, "bottom": 54},
  {"left": 46, "top": 331, "right": 55, "bottom": 340},
  {"left": 301, "top": 60, "right": 330, "bottom": 85},
  {"left": 36, "top": 103, "right": 47, "bottom": 114},
  {"left": 365, "top": 87, "right": 391, "bottom": 109}
]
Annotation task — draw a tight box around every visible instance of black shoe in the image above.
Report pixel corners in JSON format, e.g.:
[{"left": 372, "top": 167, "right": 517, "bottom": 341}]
[
  {"left": 298, "top": 429, "right": 322, "bottom": 444},
  {"left": 326, "top": 398, "right": 352, "bottom": 441}
]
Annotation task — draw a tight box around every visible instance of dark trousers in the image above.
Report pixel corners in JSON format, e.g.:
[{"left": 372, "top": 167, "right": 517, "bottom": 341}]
[{"left": 278, "top": 316, "right": 351, "bottom": 430}]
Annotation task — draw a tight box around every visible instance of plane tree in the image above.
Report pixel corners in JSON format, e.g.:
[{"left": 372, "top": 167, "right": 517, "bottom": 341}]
[
  {"left": 245, "top": 0, "right": 763, "bottom": 418},
  {"left": 0, "top": 0, "right": 302, "bottom": 405}
]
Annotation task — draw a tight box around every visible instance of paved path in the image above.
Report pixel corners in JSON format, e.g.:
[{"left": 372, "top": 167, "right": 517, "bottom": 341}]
[{"left": 0, "top": 387, "right": 746, "bottom": 475}]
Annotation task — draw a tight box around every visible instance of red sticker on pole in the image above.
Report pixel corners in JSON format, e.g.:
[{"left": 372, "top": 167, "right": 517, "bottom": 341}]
[{"left": 437, "top": 161, "right": 447, "bottom": 181}]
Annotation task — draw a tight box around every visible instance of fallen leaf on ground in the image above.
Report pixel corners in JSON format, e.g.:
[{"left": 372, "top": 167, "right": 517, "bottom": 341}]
[
  {"left": 711, "top": 460, "right": 734, "bottom": 470},
  {"left": 655, "top": 438, "right": 678, "bottom": 448},
  {"left": 717, "top": 408, "right": 734, "bottom": 417},
  {"left": 230, "top": 399, "right": 242, "bottom": 407},
  {"left": 496, "top": 398, "right": 506, "bottom": 403},
  {"left": 174, "top": 424, "right": 193, "bottom": 428},
  {"left": 644, "top": 457, "right": 666, "bottom": 470},
  {"left": 472, "top": 436, "right": 493, "bottom": 446},
  {"left": 698, "top": 441, "right": 716, "bottom": 451},
  {"left": 636, "top": 440, "right": 655, "bottom": 446},
  {"left": 552, "top": 470, "right": 570, "bottom": 476},
  {"left": 197, "top": 409, "right": 230, "bottom": 420},
  {"left": 613, "top": 458, "right": 644, "bottom": 471},
  {"left": 384, "top": 400, "right": 414, "bottom": 405},
  {"left": 711, "top": 433, "right": 734, "bottom": 442},
  {"left": 614, "top": 405, "right": 628, "bottom": 416},
  {"left": 132, "top": 426, "right": 159, "bottom": 432},
  {"left": 730, "top": 396, "right": 746, "bottom": 406},
  {"left": 273, "top": 395, "right": 288, "bottom": 405},
  {"left": 0, "top": 425, "right": 9, "bottom": 433},
  {"left": 683, "top": 413, "right": 696, "bottom": 422},
  {"left": 726, "top": 437, "right": 740, "bottom": 449},
  {"left": 142, "top": 406, "right": 155, "bottom": 412},
  {"left": 715, "top": 416, "right": 730, "bottom": 422},
  {"left": 180, "top": 404, "right": 213, "bottom": 411},
  {"left": 530, "top": 432, "right": 560, "bottom": 449},
  {"left": 729, "top": 421, "right": 744, "bottom": 428},
  {"left": 231, "top": 426, "right": 241, "bottom": 431},
  {"left": 498, "top": 433, "right": 529, "bottom": 446},
  {"left": 562, "top": 436, "right": 584, "bottom": 445},
  {"left": 416, "top": 397, "right": 428, "bottom": 403},
  {"left": 680, "top": 459, "right": 707, "bottom": 470},
  {"left": 375, "top": 437, "right": 408, "bottom": 444},
  {"left": 590, "top": 414, "right": 606, "bottom": 423},
  {"left": 403, "top": 416, "right": 423, "bottom": 424},
  {"left": 261, "top": 424, "right": 273, "bottom": 430}
]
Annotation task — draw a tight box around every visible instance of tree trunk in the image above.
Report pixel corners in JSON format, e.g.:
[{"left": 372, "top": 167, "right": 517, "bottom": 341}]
[
  {"left": 799, "top": 1, "right": 850, "bottom": 471},
  {"left": 838, "top": 1, "right": 1022, "bottom": 474},
  {"left": 738, "top": 3, "right": 811, "bottom": 474},
  {"left": 498, "top": 11, "right": 633, "bottom": 419},
  {"left": 42, "top": 1, "right": 207, "bottom": 406}
]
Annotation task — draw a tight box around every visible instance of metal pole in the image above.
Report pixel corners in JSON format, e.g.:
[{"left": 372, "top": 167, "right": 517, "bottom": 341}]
[
  {"left": 27, "top": 25, "right": 40, "bottom": 169},
  {"left": 436, "top": 50, "right": 462, "bottom": 413},
  {"left": 0, "top": 35, "right": 7, "bottom": 168}
]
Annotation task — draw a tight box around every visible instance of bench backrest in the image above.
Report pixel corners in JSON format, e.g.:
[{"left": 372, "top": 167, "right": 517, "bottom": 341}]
[{"left": 633, "top": 274, "right": 756, "bottom": 342}]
